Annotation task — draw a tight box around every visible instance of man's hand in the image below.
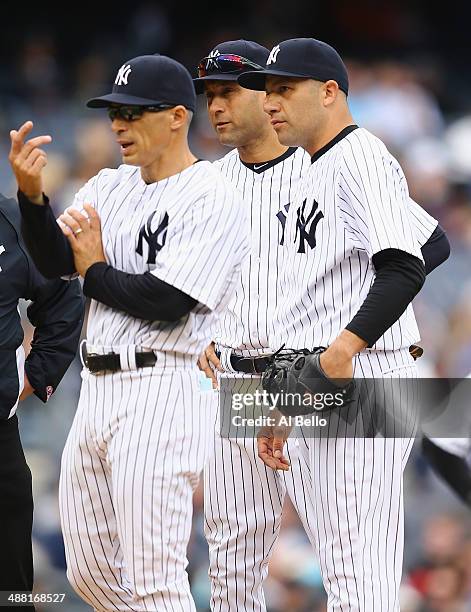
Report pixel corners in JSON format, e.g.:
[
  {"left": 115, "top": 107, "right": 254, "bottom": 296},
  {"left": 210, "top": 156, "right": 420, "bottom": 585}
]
[
  {"left": 9, "top": 121, "right": 52, "bottom": 204},
  {"left": 257, "top": 410, "right": 292, "bottom": 471},
  {"left": 58, "top": 204, "right": 106, "bottom": 277},
  {"left": 197, "top": 342, "right": 223, "bottom": 388},
  {"left": 19, "top": 374, "right": 34, "bottom": 401},
  {"left": 319, "top": 329, "right": 367, "bottom": 380}
]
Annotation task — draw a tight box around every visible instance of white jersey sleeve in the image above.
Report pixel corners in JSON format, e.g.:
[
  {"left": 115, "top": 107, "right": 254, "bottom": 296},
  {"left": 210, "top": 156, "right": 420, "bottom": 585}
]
[
  {"left": 151, "top": 172, "right": 248, "bottom": 312},
  {"left": 408, "top": 197, "right": 438, "bottom": 247},
  {"left": 338, "top": 135, "right": 423, "bottom": 261}
]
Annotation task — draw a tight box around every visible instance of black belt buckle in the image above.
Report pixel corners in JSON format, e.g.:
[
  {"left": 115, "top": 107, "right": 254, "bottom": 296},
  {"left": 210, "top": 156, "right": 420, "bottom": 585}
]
[
  {"left": 85, "top": 352, "right": 120, "bottom": 373},
  {"left": 231, "top": 354, "right": 270, "bottom": 374},
  {"left": 252, "top": 356, "right": 270, "bottom": 374},
  {"left": 215, "top": 349, "right": 271, "bottom": 374}
]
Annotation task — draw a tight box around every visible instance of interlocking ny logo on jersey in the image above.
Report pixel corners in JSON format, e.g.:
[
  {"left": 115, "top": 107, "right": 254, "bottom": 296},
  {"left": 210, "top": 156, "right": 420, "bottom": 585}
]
[
  {"left": 294, "top": 198, "right": 324, "bottom": 253},
  {"left": 267, "top": 45, "right": 281, "bottom": 65},
  {"left": 136, "top": 211, "right": 169, "bottom": 264},
  {"left": 115, "top": 64, "right": 132, "bottom": 86},
  {"left": 276, "top": 203, "right": 291, "bottom": 245}
]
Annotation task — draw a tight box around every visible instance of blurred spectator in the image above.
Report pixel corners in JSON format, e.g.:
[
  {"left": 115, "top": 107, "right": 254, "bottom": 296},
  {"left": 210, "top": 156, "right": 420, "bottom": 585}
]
[
  {"left": 446, "top": 116, "right": 471, "bottom": 183},
  {"left": 349, "top": 61, "right": 444, "bottom": 153},
  {"left": 17, "top": 36, "right": 63, "bottom": 106},
  {"left": 401, "top": 138, "right": 451, "bottom": 212},
  {"left": 419, "top": 563, "right": 468, "bottom": 611}
]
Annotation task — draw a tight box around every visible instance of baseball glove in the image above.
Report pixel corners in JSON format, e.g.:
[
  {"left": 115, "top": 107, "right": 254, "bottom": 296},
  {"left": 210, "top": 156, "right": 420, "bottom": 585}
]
[{"left": 262, "top": 347, "right": 356, "bottom": 417}]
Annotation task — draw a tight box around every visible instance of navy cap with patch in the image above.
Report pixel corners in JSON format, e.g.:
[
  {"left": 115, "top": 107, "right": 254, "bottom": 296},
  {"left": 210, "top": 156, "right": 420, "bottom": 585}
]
[
  {"left": 238, "top": 38, "right": 349, "bottom": 95},
  {"left": 193, "top": 40, "right": 269, "bottom": 94},
  {"left": 87, "top": 54, "right": 196, "bottom": 112}
]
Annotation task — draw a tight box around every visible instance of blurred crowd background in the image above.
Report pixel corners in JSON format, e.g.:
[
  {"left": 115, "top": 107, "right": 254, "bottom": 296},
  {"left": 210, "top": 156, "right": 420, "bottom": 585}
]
[{"left": 4, "top": 1, "right": 471, "bottom": 610}]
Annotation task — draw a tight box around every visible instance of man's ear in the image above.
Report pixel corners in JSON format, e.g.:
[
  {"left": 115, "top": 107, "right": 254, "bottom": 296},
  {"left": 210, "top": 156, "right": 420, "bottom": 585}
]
[
  {"left": 169, "top": 105, "right": 189, "bottom": 131},
  {"left": 322, "top": 80, "right": 340, "bottom": 107}
]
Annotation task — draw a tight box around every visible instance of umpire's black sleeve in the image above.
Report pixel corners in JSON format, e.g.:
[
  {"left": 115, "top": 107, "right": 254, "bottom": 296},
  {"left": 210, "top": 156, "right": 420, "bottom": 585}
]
[
  {"left": 17, "top": 190, "right": 76, "bottom": 278},
  {"left": 24, "top": 267, "right": 84, "bottom": 403}
]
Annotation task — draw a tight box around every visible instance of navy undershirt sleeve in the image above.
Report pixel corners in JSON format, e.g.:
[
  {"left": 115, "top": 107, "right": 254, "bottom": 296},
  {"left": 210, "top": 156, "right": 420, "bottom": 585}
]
[
  {"left": 421, "top": 224, "right": 450, "bottom": 274},
  {"left": 83, "top": 262, "right": 197, "bottom": 322},
  {"left": 17, "top": 190, "right": 76, "bottom": 278},
  {"left": 345, "top": 249, "right": 426, "bottom": 346}
]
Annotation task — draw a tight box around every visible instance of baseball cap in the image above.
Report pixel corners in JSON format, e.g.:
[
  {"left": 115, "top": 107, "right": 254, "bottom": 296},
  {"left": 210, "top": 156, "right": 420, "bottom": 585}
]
[
  {"left": 238, "top": 38, "right": 349, "bottom": 95},
  {"left": 193, "top": 40, "right": 269, "bottom": 94},
  {"left": 87, "top": 54, "right": 196, "bottom": 112}
]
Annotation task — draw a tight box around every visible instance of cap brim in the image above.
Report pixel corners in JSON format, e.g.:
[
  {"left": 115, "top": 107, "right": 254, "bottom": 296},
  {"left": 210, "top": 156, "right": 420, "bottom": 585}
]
[
  {"left": 193, "top": 73, "right": 240, "bottom": 95},
  {"left": 238, "top": 69, "right": 311, "bottom": 90},
  {"left": 86, "top": 93, "right": 165, "bottom": 108}
]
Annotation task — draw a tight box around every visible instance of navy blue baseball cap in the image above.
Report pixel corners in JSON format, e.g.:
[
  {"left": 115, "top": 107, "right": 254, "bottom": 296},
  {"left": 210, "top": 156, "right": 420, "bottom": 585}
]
[
  {"left": 238, "top": 38, "right": 349, "bottom": 95},
  {"left": 87, "top": 54, "right": 196, "bottom": 112},
  {"left": 193, "top": 40, "right": 269, "bottom": 94}
]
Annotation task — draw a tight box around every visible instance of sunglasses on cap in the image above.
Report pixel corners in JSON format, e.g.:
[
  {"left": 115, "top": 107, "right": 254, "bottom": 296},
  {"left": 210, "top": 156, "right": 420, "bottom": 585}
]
[
  {"left": 108, "top": 104, "right": 175, "bottom": 122},
  {"left": 197, "top": 54, "right": 263, "bottom": 78}
]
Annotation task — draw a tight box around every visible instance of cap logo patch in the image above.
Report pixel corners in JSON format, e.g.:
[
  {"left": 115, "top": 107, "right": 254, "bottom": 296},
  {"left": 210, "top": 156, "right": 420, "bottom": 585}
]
[
  {"left": 206, "top": 49, "right": 220, "bottom": 70},
  {"left": 115, "top": 64, "right": 132, "bottom": 86},
  {"left": 267, "top": 45, "right": 281, "bottom": 65}
]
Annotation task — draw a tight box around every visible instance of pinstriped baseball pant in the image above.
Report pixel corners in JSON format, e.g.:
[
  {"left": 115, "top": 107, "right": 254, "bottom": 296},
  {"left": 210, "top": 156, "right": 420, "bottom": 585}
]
[
  {"left": 309, "top": 348, "right": 417, "bottom": 612},
  {"left": 205, "top": 348, "right": 417, "bottom": 612},
  {"left": 59, "top": 364, "right": 217, "bottom": 612},
  {"left": 204, "top": 374, "right": 317, "bottom": 612}
]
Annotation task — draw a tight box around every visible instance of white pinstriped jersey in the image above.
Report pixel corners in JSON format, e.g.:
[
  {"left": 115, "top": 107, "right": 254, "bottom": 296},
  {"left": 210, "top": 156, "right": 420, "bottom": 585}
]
[
  {"left": 272, "top": 126, "right": 435, "bottom": 352},
  {"left": 69, "top": 161, "right": 248, "bottom": 356},
  {"left": 213, "top": 147, "right": 311, "bottom": 355}
]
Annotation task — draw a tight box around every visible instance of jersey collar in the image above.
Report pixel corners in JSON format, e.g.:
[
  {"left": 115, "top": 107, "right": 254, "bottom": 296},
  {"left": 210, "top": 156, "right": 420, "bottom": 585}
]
[
  {"left": 241, "top": 147, "right": 297, "bottom": 173},
  {"left": 311, "top": 125, "right": 359, "bottom": 164}
]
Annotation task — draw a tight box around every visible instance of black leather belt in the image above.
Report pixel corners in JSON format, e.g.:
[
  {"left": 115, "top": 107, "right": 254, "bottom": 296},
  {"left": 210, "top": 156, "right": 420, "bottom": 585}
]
[
  {"left": 215, "top": 344, "right": 423, "bottom": 375},
  {"left": 216, "top": 351, "right": 271, "bottom": 374},
  {"left": 85, "top": 351, "right": 157, "bottom": 373}
]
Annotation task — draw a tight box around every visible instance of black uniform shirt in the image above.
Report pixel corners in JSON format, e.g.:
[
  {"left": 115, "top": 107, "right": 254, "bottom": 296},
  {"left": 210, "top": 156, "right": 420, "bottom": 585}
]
[{"left": 0, "top": 194, "right": 84, "bottom": 417}]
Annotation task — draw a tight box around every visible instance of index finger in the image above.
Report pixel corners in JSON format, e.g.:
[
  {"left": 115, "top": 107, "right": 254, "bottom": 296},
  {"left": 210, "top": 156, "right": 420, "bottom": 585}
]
[
  {"left": 206, "top": 345, "right": 223, "bottom": 372},
  {"left": 9, "top": 121, "right": 33, "bottom": 156},
  {"left": 198, "top": 352, "right": 218, "bottom": 388}
]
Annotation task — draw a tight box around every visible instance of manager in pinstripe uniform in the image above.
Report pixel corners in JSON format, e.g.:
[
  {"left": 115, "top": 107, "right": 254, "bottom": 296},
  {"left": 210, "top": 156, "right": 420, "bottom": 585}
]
[{"left": 10, "top": 54, "right": 248, "bottom": 611}]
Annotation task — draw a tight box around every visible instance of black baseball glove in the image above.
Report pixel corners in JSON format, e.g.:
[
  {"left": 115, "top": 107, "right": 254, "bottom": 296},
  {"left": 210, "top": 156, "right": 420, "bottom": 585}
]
[{"left": 262, "top": 347, "right": 356, "bottom": 417}]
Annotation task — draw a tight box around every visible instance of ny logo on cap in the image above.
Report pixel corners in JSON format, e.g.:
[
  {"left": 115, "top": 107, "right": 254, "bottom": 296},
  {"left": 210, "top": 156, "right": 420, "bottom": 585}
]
[
  {"left": 267, "top": 45, "right": 281, "bottom": 65},
  {"left": 206, "top": 49, "right": 220, "bottom": 70},
  {"left": 115, "top": 64, "right": 132, "bottom": 86}
]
